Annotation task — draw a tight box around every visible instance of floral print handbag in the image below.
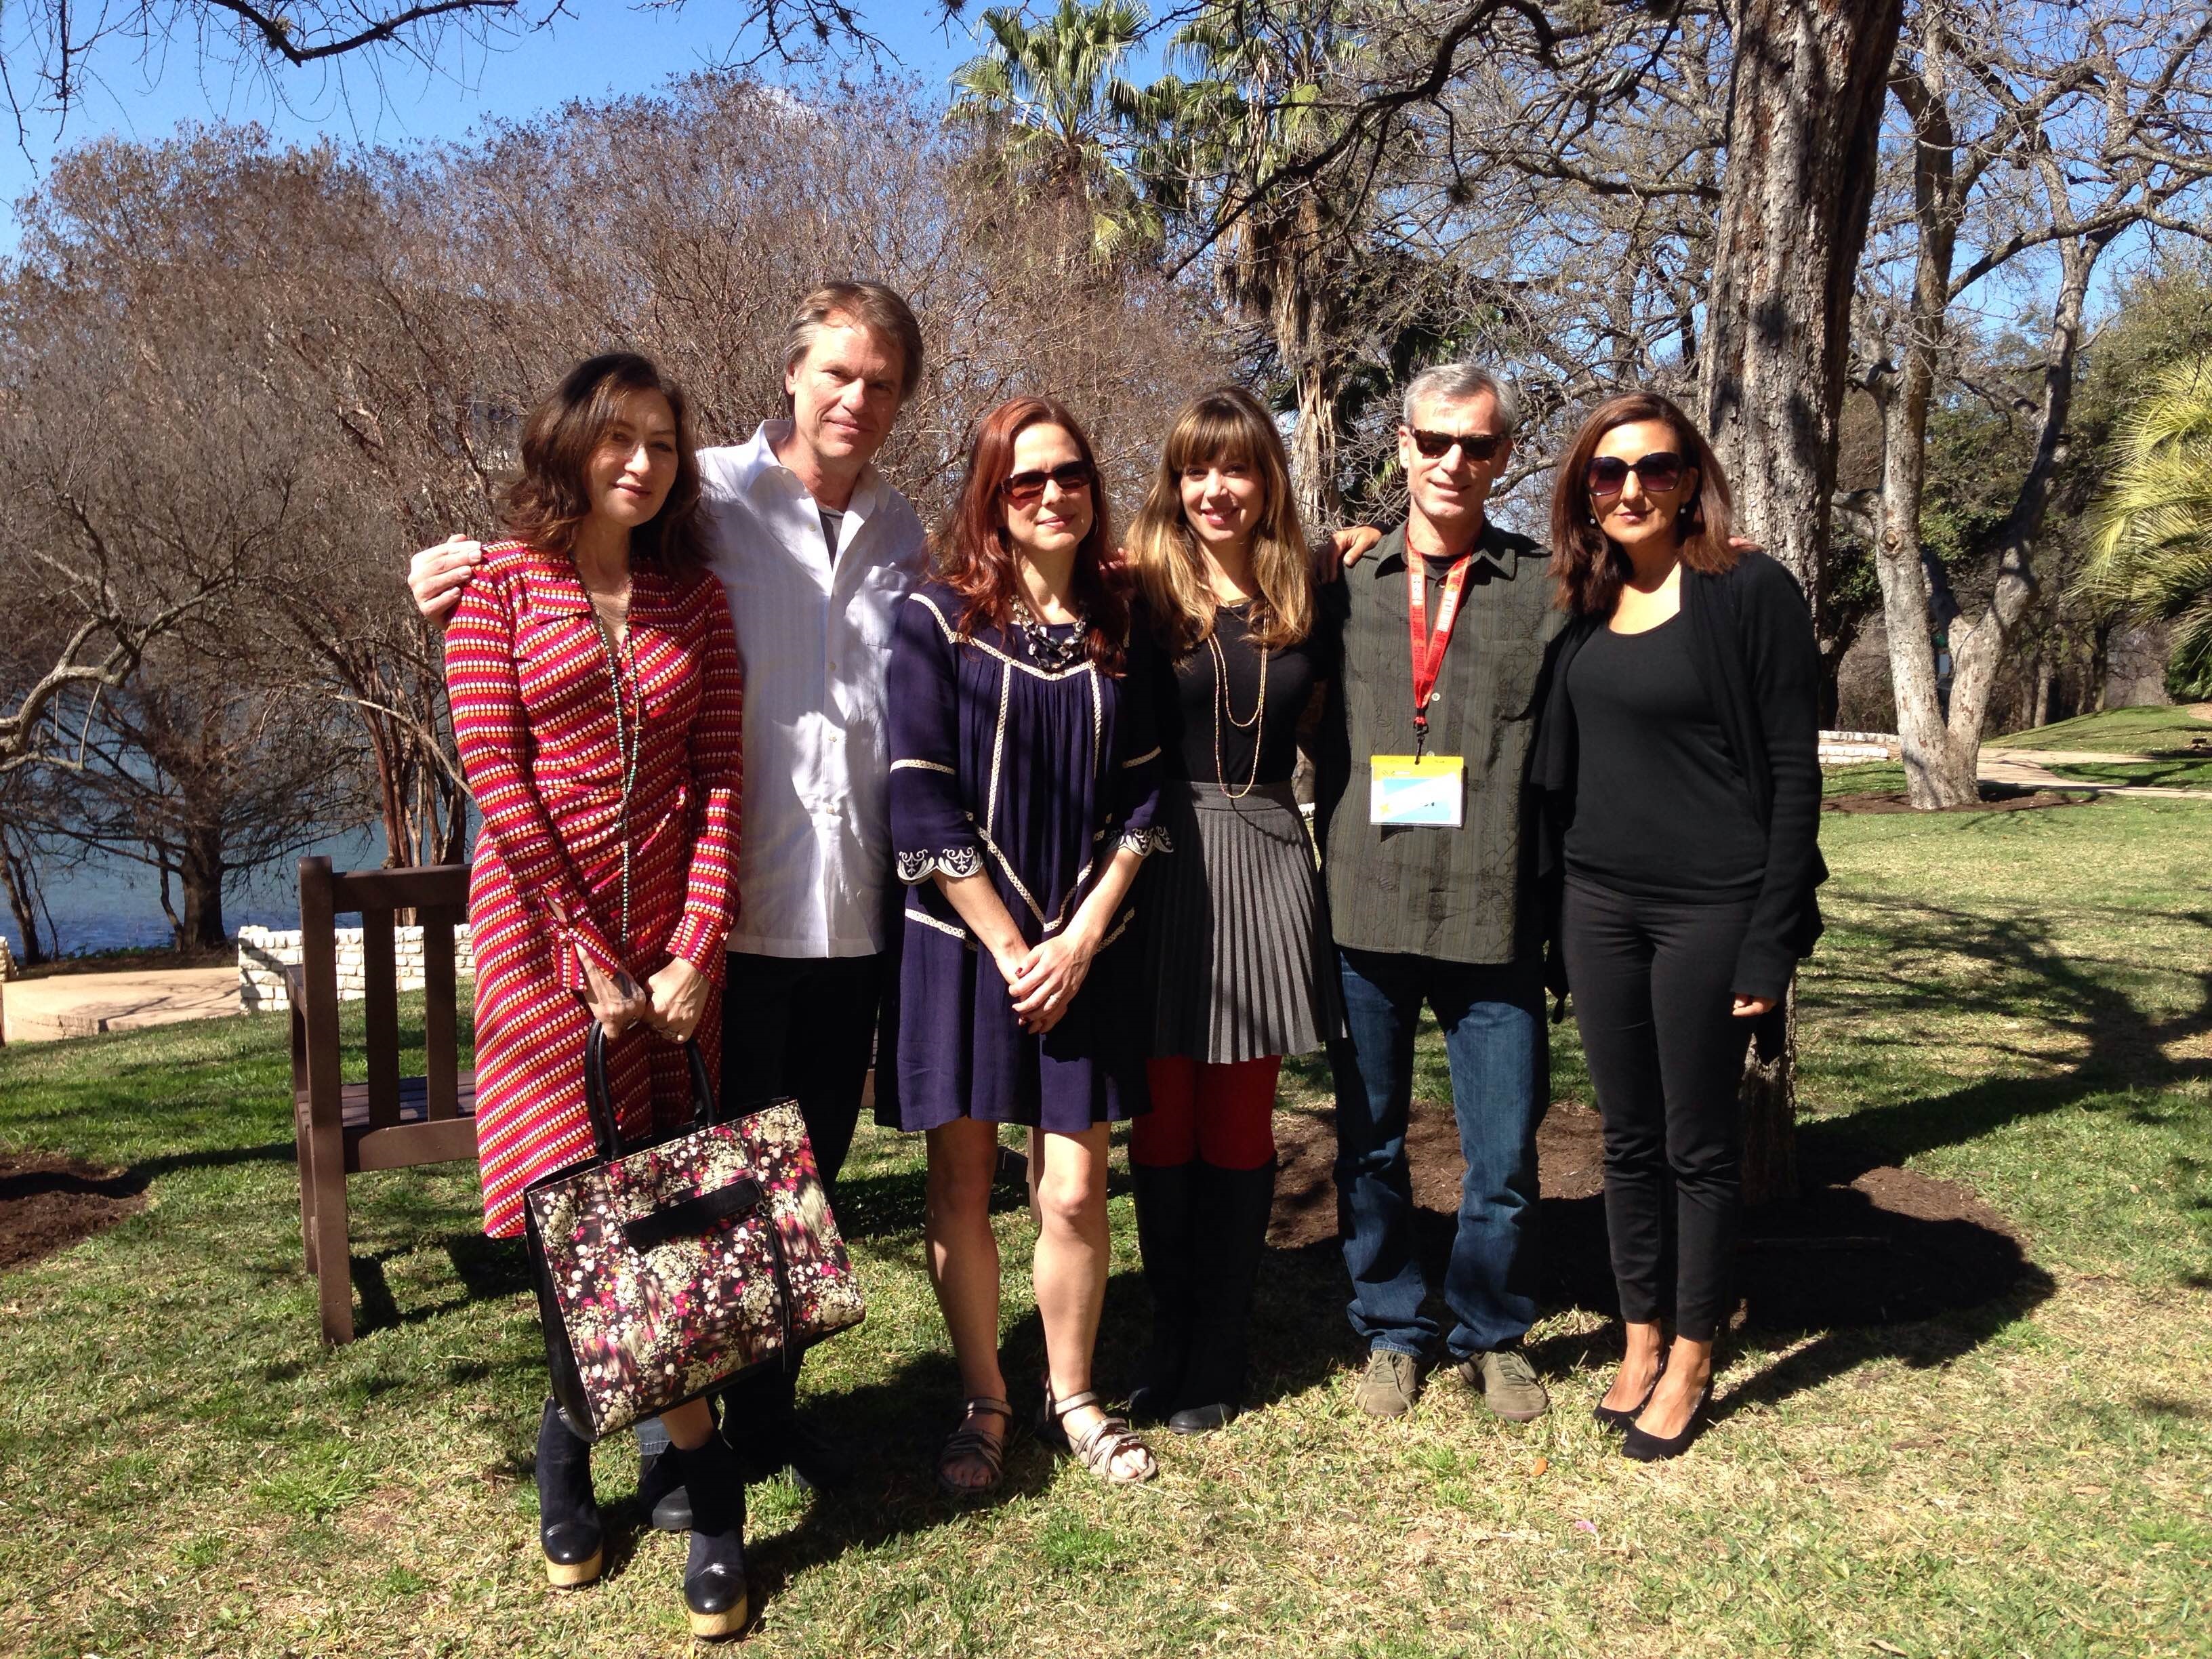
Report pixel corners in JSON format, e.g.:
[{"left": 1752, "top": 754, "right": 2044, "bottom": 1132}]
[{"left": 523, "top": 1027, "right": 867, "bottom": 1441}]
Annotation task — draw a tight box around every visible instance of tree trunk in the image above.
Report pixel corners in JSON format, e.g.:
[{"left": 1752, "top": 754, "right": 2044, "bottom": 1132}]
[
  {"left": 1873, "top": 28, "right": 1983, "bottom": 805},
  {"left": 1700, "top": 0, "right": 1904, "bottom": 625},
  {"left": 178, "top": 832, "right": 227, "bottom": 949},
  {"left": 1274, "top": 201, "right": 1343, "bottom": 530},
  {"left": 1698, "top": 0, "right": 1904, "bottom": 1204},
  {"left": 1942, "top": 228, "right": 2106, "bottom": 761},
  {"left": 0, "top": 824, "right": 47, "bottom": 964}
]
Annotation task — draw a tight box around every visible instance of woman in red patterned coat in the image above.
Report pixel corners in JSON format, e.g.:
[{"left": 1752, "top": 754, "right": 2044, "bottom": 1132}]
[{"left": 445, "top": 353, "right": 749, "bottom": 1639}]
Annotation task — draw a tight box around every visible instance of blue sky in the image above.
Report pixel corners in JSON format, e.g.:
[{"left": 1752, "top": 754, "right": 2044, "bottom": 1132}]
[{"left": 0, "top": 5, "right": 988, "bottom": 248}]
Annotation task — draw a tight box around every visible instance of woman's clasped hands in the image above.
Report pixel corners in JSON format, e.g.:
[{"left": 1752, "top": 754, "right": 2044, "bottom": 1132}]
[
  {"left": 577, "top": 952, "right": 712, "bottom": 1043},
  {"left": 992, "top": 928, "right": 1101, "bottom": 1036}
]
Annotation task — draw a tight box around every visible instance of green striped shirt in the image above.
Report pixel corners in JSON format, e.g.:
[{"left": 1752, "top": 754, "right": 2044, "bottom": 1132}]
[{"left": 1315, "top": 520, "right": 1565, "bottom": 966}]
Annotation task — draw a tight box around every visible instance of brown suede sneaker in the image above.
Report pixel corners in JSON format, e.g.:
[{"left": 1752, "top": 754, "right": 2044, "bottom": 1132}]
[
  {"left": 1452, "top": 1347, "right": 1551, "bottom": 1422},
  {"left": 1353, "top": 1348, "right": 1422, "bottom": 1418}
]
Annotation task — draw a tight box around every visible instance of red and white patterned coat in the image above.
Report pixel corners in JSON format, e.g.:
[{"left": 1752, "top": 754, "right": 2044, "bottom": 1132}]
[{"left": 447, "top": 541, "right": 743, "bottom": 1237}]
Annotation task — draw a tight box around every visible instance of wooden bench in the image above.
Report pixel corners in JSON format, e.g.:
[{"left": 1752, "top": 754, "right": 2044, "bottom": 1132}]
[{"left": 290, "top": 857, "right": 476, "bottom": 1344}]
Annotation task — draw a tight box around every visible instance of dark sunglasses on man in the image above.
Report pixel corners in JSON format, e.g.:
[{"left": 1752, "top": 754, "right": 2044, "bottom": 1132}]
[
  {"left": 1001, "top": 462, "right": 1095, "bottom": 506},
  {"left": 1586, "top": 450, "right": 1687, "bottom": 499},
  {"left": 1406, "top": 428, "right": 1506, "bottom": 463}
]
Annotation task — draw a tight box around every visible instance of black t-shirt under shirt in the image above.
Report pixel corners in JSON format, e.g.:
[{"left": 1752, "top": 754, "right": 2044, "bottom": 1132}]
[
  {"left": 1160, "top": 599, "right": 1335, "bottom": 787},
  {"left": 1563, "top": 611, "right": 1767, "bottom": 901}
]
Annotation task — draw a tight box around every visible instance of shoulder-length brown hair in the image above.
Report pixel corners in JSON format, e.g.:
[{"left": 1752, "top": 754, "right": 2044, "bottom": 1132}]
[
  {"left": 500, "top": 352, "right": 708, "bottom": 574},
  {"left": 1129, "top": 385, "right": 1315, "bottom": 657},
  {"left": 1549, "top": 390, "right": 1736, "bottom": 617},
  {"left": 935, "top": 395, "right": 1129, "bottom": 674}
]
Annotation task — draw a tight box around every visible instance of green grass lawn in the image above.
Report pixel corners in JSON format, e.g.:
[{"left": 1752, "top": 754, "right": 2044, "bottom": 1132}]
[
  {"left": 1986, "top": 703, "right": 2212, "bottom": 754},
  {"left": 3, "top": 796, "right": 2210, "bottom": 1657},
  {"left": 1822, "top": 760, "right": 1908, "bottom": 797}
]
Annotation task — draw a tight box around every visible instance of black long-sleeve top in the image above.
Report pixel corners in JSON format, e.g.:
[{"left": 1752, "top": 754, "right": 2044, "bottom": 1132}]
[
  {"left": 1532, "top": 549, "right": 1827, "bottom": 1015},
  {"left": 1561, "top": 613, "right": 1769, "bottom": 901}
]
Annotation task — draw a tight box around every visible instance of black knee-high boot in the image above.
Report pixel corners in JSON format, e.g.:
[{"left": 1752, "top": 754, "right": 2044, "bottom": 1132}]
[
  {"left": 1170, "top": 1161, "right": 1277, "bottom": 1435},
  {"left": 535, "top": 1398, "right": 603, "bottom": 1586},
  {"left": 1129, "top": 1161, "right": 1199, "bottom": 1423},
  {"left": 671, "top": 1428, "right": 749, "bottom": 1641}
]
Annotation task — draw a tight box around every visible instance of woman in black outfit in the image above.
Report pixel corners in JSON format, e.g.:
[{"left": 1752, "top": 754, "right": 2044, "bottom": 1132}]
[
  {"left": 1532, "top": 391, "right": 1824, "bottom": 1461},
  {"left": 1126, "top": 384, "right": 1345, "bottom": 1434}
]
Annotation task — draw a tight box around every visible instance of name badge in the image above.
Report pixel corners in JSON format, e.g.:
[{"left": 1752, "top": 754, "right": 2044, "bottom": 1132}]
[{"left": 1370, "top": 754, "right": 1465, "bottom": 827}]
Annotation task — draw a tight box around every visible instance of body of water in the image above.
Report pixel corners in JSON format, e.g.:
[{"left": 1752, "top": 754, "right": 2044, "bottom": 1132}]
[{"left": 2, "top": 825, "right": 398, "bottom": 958}]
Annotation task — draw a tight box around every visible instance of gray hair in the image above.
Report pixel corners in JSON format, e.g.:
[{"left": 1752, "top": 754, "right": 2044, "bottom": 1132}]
[{"left": 1402, "top": 363, "right": 1521, "bottom": 436}]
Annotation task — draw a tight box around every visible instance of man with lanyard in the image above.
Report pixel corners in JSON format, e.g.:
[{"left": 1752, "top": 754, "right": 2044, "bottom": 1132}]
[
  {"left": 1315, "top": 361, "right": 1565, "bottom": 1423},
  {"left": 407, "top": 282, "right": 928, "bottom": 1502}
]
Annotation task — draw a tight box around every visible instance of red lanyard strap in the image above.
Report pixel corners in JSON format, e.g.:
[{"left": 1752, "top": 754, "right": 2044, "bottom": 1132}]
[{"left": 1406, "top": 547, "right": 1473, "bottom": 750}]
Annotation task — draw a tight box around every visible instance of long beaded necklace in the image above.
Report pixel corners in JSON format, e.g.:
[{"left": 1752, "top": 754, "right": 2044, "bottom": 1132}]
[
  {"left": 1208, "top": 602, "right": 1269, "bottom": 800},
  {"left": 1011, "top": 592, "right": 1089, "bottom": 672},
  {"left": 586, "top": 596, "right": 642, "bottom": 950}
]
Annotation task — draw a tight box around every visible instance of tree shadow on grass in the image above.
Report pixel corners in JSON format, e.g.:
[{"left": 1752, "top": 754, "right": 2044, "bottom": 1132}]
[{"left": 1803, "top": 900, "right": 2212, "bottom": 1176}]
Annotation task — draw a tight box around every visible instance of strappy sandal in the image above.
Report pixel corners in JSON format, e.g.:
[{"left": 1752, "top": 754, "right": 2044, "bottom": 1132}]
[
  {"left": 1039, "top": 1385, "right": 1157, "bottom": 1486},
  {"left": 937, "top": 1396, "right": 1013, "bottom": 1498}
]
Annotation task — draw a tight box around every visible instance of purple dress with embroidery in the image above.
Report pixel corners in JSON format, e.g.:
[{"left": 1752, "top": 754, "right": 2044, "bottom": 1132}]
[{"left": 882, "top": 579, "right": 1166, "bottom": 1133}]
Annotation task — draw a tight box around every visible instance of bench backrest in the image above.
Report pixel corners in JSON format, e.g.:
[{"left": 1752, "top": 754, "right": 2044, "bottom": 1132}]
[{"left": 295, "top": 856, "right": 472, "bottom": 1133}]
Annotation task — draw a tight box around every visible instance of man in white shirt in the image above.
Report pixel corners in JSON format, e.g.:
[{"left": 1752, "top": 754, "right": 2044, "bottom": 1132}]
[{"left": 409, "top": 282, "right": 928, "bottom": 1500}]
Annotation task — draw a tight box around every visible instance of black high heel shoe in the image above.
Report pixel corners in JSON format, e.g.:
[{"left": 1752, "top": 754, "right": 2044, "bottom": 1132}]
[
  {"left": 1591, "top": 1360, "right": 1665, "bottom": 1432},
  {"left": 534, "top": 1399, "right": 603, "bottom": 1588},
  {"left": 1621, "top": 1385, "right": 1711, "bottom": 1462}
]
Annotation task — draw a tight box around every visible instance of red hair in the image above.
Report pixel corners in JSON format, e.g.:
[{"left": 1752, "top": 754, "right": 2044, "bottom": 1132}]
[{"left": 935, "top": 396, "right": 1129, "bottom": 673}]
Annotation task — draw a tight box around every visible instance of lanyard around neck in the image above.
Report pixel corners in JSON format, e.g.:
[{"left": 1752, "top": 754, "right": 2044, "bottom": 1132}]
[{"left": 1406, "top": 546, "right": 1475, "bottom": 754}]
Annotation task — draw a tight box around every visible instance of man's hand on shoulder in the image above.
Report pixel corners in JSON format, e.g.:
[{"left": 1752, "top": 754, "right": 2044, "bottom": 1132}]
[
  {"left": 1332, "top": 526, "right": 1384, "bottom": 575},
  {"left": 409, "top": 534, "right": 483, "bottom": 626}
]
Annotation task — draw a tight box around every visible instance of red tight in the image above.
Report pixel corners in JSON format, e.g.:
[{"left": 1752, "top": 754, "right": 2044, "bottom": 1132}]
[{"left": 1130, "top": 1056, "right": 1281, "bottom": 1170}]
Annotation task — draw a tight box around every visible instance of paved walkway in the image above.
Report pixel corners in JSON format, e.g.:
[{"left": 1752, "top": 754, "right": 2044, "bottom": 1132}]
[
  {"left": 1979, "top": 747, "right": 2212, "bottom": 800},
  {"left": 0, "top": 966, "right": 240, "bottom": 1044}
]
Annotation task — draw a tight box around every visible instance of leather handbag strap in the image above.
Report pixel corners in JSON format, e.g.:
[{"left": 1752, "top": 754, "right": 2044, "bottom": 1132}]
[
  {"left": 582, "top": 1023, "right": 718, "bottom": 1162},
  {"left": 619, "top": 1174, "right": 766, "bottom": 1252}
]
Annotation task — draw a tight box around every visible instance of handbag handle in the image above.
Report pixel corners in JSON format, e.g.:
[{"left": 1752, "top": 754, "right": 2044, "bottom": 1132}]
[{"left": 582, "top": 1023, "right": 718, "bottom": 1162}]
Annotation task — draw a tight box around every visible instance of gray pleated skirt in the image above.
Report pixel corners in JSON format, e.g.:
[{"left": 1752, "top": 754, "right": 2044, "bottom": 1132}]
[{"left": 1142, "top": 780, "right": 1347, "bottom": 1064}]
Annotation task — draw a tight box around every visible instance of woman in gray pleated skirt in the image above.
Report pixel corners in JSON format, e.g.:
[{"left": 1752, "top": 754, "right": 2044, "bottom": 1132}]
[{"left": 1126, "top": 386, "right": 1347, "bottom": 1435}]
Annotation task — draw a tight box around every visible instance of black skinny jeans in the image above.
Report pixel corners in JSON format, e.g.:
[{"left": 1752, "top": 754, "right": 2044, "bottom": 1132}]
[{"left": 1561, "top": 877, "right": 1757, "bottom": 1343}]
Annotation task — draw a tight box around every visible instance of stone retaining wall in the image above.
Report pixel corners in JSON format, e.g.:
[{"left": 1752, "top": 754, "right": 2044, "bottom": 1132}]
[
  {"left": 239, "top": 924, "right": 476, "bottom": 1013},
  {"left": 1819, "top": 728, "right": 1901, "bottom": 764}
]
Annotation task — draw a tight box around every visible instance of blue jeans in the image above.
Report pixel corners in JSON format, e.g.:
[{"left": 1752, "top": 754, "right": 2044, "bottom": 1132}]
[{"left": 1330, "top": 947, "right": 1546, "bottom": 1359}]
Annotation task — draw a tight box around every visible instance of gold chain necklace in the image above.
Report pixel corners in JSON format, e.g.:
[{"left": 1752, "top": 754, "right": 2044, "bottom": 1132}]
[{"left": 1208, "top": 605, "right": 1268, "bottom": 800}]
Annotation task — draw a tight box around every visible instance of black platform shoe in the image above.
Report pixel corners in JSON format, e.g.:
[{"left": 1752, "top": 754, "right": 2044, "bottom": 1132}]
[
  {"left": 535, "top": 1399, "right": 603, "bottom": 1588},
  {"left": 1622, "top": 1386, "right": 1712, "bottom": 1462},
  {"left": 1128, "top": 1162, "right": 1197, "bottom": 1425},
  {"left": 1167, "top": 1161, "right": 1275, "bottom": 1437},
  {"left": 636, "top": 1445, "right": 693, "bottom": 1532},
  {"left": 670, "top": 1431, "right": 749, "bottom": 1641}
]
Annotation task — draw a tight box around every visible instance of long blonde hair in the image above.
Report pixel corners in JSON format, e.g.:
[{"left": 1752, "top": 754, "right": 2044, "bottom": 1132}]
[{"left": 1130, "top": 386, "right": 1315, "bottom": 656}]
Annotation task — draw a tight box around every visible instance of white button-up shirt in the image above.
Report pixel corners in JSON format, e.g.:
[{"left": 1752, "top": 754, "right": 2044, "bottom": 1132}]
[{"left": 698, "top": 422, "right": 927, "bottom": 959}]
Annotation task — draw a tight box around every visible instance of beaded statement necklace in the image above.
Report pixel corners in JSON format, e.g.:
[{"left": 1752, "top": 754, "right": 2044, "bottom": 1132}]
[
  {"left": 1207, "top": 600, "right": 1269, "bottom": 800},
  {"left": 585, "top": 598, "right": 642, "bottom": 950},
  {"left": 1011, "top": 592, "right": 1089, "bottom": 673}
]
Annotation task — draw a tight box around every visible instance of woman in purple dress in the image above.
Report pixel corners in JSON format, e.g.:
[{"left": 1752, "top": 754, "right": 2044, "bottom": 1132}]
[{"left": 887, "top": 395, "right": 1166, "bottom": 1495}]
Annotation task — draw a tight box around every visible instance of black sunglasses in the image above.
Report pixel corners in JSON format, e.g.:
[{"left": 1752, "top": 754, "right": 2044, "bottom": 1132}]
[
  {"left": 1408, "top": 428, "right": 1506, "bottom": 463},
  {"left": 1001, "top": 462, "right": 1095, "bottom": 506},
  {"left": 1586, "top": 451, "right": 1687, "bottom": 499}
]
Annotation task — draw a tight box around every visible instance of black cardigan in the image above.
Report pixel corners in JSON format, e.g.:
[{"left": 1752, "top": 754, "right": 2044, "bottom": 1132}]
[{"left": 1531, "top": 550, "right": 1827, "bottom": 1040}]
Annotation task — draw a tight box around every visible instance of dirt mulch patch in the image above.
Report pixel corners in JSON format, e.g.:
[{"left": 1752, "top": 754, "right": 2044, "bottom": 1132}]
[
  {"left": 1270, "top": 1099, "right": 2032, "bottom": 1330},
  {"left": 0, "top": 1154, "right": 148, "bottom": 1272}
]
